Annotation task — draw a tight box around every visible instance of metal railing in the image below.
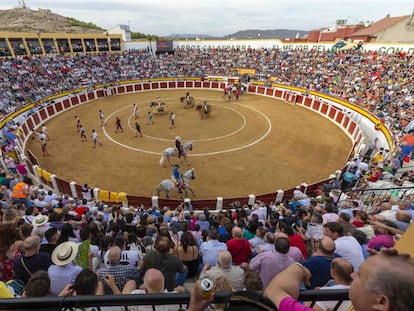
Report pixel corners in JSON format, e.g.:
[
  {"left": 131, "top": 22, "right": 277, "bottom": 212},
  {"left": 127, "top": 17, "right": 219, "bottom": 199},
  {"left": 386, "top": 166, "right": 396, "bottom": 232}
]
[
  {"left": 338, "top": 184, "right": 414, "bottom": 213},
  {"left": 0, "top": 289, "right": 349, "bottom": 310}
]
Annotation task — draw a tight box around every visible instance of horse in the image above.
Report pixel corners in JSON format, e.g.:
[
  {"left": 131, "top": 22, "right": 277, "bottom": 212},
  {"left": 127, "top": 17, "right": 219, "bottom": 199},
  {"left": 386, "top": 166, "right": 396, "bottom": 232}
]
[
  {"left": 196, "top": 103, "right": 211, "bottom": 119},
  {"left": 159, "top": 141, "right": 193, "bottom": 167},
  {"left": 154, "top": 168, "right": 196, "bottom": 198},
  {"left": 149, "top": 101, "right": 167, "bottom": 114},
  {"left": 180, "top": 96, "right": 195, "bottom": 108}
]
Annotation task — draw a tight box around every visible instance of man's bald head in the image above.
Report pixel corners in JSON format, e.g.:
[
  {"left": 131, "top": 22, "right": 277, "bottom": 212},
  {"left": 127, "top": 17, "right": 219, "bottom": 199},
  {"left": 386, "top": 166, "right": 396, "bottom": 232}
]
[
  {"left": 318, "top": 236, "right": 335, "bottom": 255},
  {"left": 143, "top": 268, "right": 165, "bottom": 293},
  {"left": 231, "top": 226, "right": 243, "bottom": 238},
  {"left": 107, "top": 246, "right": 122, "bottom": 265},
  {"left": 398, "top": 200, "right": 411, "bottom": 210},
  {"left": 275, "top": 232, "right": 289, "bottom": 239},
  {"left": 350, "top": 254, "right": 414, "bottom": 311},
  {"left": 331, "top": 258, "right": 353, "bottom": 284},
  {"left": 218, "top": 250, "right": 232, "bottom": 269},
  {"left": 380, "top": 201, "right": 392, "bottom": 211},
  {"left": 24, "top": 235, "right": 40, "bottom": 251},
  {"left": 396, "top": 210, "right": 412, "bottom": 222}
]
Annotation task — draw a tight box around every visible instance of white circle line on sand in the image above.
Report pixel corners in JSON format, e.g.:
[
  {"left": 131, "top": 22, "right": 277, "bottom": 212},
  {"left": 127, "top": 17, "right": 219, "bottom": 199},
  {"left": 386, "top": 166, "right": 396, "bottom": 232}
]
[
  {"left": 191, "top": 103, "right": 272, "bottom": 156},
  {"left": 103, "top": 99, "right": 272, "bottom": 156},
  {"left": 105, "top": 97, "right": 244, "bottom": 142},
  {"left": 127, "top": 103, "right": 247, "bottom": 142},
  {"left": 105, "top": 98, "right": 245, "bottom": 142}
]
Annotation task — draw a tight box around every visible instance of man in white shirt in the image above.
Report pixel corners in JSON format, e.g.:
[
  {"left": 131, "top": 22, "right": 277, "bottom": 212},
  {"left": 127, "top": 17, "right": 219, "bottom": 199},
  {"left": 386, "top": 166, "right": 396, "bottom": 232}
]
[
  {"left": 323, "top": 222, "right": 364, "bottom": 272},
  {"left": 126, "top": 268, "right": 183, "bottom": 311},
  {"left": 44, "top": 190, "right": 58, "bottom": 203},
  {"left": 251, "top": 202, "right": 266, "bottom": 223},
  {"left": 200, "top": 250, "right": 245, "bottom": 291},
  {"left": 314, "top": 258, "right": 353, "bottom": 311},
  {"left": 104, "top": 235, "right": 140, "bottom": 268},
  {"left": 33, "top": 194, "right": 50, "bottom": 212}
]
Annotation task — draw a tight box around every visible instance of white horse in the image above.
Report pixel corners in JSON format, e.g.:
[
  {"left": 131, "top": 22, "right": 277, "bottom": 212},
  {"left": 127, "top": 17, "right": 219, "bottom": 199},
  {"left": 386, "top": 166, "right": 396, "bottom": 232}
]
[
  {"left": 155, "top": 168, "right": 196, "bottom": 198},
  {"left": 159, "top": 141, "right": 193, "bottom": 167}
]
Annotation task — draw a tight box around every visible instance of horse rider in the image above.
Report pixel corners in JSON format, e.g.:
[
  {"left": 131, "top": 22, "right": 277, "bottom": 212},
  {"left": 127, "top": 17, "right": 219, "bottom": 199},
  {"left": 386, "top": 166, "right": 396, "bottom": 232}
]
[
  {"left": 185, "top": 90, "right": 191, "bottom": 104},
  {"left": 202, "top": 99, "right": 208, "bottom": 113},
  {"left": 172, "top": 164, "right": 183, "bottom": 193},
  {"left": 157, "top": 96, "right": 164, "bottom": 112},
  {"left": 175, "top": 136, "right": 183, "bottom": 160}
]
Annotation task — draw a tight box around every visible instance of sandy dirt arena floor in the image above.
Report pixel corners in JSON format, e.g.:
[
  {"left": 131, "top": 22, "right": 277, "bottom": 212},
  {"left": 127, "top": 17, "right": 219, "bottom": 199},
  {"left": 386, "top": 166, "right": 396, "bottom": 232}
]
[{"left": 25, "top": 89, "right": 352, "bottom": 200}]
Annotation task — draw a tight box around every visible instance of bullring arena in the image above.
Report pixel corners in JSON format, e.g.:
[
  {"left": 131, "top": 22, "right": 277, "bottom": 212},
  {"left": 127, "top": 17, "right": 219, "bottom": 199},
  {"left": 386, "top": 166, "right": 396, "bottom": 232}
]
[
  {"left": 2, "top": 20, "right": 414, "bottom": 311},
  {"left": 25, "top": 88, "right": 352, "bottom": 200},
  {"left": 1, "top": 38, "right": 395, "bottom": 208},
  {"left": 11, "top": 75, "right": 375, "bottom": 210}
]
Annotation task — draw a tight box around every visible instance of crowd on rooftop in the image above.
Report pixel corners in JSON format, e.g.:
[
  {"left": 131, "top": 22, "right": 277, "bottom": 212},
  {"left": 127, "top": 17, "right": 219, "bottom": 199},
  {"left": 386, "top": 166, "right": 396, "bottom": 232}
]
[{"left": 0, "top": 47, "right": 413, "bottom": 310}]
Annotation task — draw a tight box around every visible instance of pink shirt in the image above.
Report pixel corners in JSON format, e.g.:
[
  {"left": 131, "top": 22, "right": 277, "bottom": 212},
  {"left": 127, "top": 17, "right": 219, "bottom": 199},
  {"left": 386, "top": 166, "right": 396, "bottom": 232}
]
[
  {"left": 16, "top": 163, "right": 27, "bottom": 175},
  {"left": 367, "top": 234, "right": 395, "bottom": 250},
  {"left": 249, "top": 251, "right": 294, "bottom": 287},
  {"left": 287, "top": 246, "right": 305, "bottom": 263},
  {"left": 322, "top": 213, "right": 339, "bottom": 224},
  {"left": 191, "top": 230, "right": 202, "bottom": 241},
  {"left": 280, "top": 296, "right": 315, "bottom": 311}
]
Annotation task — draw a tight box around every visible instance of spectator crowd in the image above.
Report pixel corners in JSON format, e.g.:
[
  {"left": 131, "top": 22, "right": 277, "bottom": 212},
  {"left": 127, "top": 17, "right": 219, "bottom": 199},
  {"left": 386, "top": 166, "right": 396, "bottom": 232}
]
[
  {"left": 1, "top": 47, "right": 414, "bottom": 188},
  {"left": 1, "top": 47, "right": 413, "bottom": 135},
  {"left": 0, "top": 172, "right": 412, "bottom": 310},
  {"left": 0, "top": 46, "right": 412, "bottom": 310}
]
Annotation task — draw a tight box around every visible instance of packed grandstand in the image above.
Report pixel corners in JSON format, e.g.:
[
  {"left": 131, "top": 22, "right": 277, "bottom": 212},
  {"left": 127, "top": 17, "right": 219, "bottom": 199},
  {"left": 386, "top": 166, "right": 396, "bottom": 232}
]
[
  {"left": 1, "top": 47, "right": 412, "bottom": 131},
  {"left": 0, "top": 42, "right": 413, "bottom": 311}
]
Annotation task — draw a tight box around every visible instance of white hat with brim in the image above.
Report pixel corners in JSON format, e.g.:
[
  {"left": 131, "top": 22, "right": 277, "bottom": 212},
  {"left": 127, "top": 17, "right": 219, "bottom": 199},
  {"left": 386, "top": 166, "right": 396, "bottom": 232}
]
[
  {"left": 52, "top": 241, "right": 79, "bottom": 266},
  {"left": 32, "top": 214, "right": 49, "bottom": 227}
]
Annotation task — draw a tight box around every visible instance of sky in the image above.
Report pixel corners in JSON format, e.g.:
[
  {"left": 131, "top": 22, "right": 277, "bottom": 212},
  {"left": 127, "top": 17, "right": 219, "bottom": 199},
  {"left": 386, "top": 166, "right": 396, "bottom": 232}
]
[{"left": 0, "top": 0, "right": 412, "bottom": 36}]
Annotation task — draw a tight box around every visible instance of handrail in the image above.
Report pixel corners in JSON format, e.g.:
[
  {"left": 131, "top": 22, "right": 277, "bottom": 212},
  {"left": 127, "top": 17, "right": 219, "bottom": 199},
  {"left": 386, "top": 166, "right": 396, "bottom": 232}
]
[{"left": 0, "top": 289, "right": 349, "bottom": 309}]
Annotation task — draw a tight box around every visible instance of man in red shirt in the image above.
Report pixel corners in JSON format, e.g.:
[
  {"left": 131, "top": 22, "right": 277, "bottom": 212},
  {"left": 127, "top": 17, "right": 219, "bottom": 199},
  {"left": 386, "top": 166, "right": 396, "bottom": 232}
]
[
  {"left": 73, "top": 199, "right": 89, "bottom": 216},
  {"left": 226, "top": 226, "right": 251, "bottom": 265}
]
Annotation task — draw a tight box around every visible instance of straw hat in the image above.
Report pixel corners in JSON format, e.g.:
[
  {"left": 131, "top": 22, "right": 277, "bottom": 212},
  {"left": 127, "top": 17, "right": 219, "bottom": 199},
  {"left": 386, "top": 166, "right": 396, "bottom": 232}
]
[
  {"left": 52, "top": 241, "right": 79, "bottom": 266},
  {"left": 32, "top": 214, "right": 49, "bottom": 227}
]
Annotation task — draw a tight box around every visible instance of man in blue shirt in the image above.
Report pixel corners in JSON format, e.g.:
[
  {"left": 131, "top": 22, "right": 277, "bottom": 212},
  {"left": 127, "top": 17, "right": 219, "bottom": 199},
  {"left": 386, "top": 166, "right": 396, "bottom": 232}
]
[
  {"left": 301, "top": 236, "right": 340, "bottom": 289},
  {"left": 172, "top": 165, "right": 183, "bottom": 193},
  {"left": 199, "top": 228, "right": 228, "bottom": 267}
]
